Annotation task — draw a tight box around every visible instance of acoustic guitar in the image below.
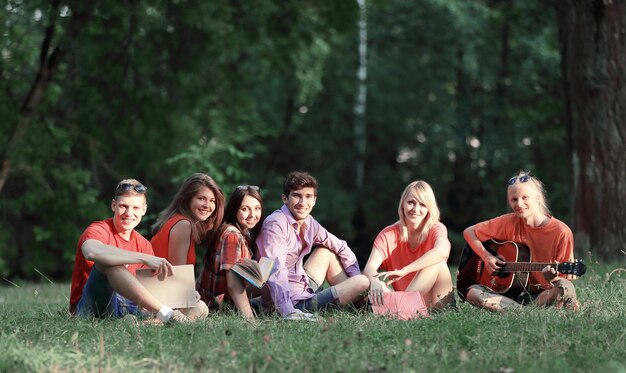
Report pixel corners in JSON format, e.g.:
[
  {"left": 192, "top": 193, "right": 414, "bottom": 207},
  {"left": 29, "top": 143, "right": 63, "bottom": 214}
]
[{"left": 456, "top": 239, "right": 586, "bottom": 297}]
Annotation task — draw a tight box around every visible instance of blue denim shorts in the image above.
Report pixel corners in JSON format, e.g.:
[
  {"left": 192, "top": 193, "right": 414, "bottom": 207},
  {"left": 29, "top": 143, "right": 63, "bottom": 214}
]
[{"left": 76, "top": 267, "right": 139, "bottom": 318}]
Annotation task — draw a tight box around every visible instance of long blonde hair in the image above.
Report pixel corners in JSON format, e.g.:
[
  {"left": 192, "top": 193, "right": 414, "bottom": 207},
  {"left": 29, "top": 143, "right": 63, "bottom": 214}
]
[
  {"left": 397, "top": 180, "right": 440, "bottom": 244},
  {"left": 507, "top": 170, "right": 551, "bottom": 215}
]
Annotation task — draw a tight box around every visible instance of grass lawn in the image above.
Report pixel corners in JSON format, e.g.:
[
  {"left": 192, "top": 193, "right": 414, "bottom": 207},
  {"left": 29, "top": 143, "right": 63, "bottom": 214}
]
[{"left": 1, "top": 261, "right": 625, "bottom": 373}]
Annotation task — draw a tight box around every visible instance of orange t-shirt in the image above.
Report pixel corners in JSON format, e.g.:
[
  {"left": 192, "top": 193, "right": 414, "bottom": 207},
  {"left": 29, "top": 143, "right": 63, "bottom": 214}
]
[
  {"left": 374, "top": 222, "right": 448, "bottom": 291},
  {"left": 69, "top": 219, "right": 154, "bottom": 313},
  {"left": 150, "top": 214, "right": 196, "bottom": 265},
  {"left": 473, "top": 213, "right": 574, "bottom": 292}
]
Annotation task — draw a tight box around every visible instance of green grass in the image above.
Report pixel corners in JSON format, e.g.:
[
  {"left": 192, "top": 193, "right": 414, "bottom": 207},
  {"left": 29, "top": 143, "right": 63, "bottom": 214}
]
[{"left": 1, "top": 262, "right": 625, "bottom": 373}]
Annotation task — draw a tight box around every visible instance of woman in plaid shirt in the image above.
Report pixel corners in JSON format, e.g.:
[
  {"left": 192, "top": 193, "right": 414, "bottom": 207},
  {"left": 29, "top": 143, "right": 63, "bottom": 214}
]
[{"left": 197, "top": 185, "right": 265, "bottom": 320}]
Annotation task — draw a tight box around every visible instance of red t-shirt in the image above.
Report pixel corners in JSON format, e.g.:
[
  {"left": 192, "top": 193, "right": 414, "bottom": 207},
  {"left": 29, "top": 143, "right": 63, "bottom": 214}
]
[
  {"left": 374, "top": 222, "right": 448, "bottom": 291},
  {"left": 150, "top": 214, "right": 196, "bottom": 265},
  {"left": 69, "top": 219, "right": 154, "bottom": 313},
  {"left": 473, "top": 213, "right": 574, "bottom": 292}
]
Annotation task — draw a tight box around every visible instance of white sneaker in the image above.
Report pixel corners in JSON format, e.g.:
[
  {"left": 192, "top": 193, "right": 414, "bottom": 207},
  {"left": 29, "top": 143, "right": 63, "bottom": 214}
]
[{"left": 283, "top": 312, "right": 320, "bottom": 322}]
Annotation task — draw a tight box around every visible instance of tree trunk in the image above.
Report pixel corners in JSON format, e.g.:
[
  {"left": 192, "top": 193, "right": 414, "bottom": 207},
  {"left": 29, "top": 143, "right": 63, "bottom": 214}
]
[
  {"left": 353, "top": 0, "right": 368, "bottom": 193},
  {"left": 0, "top": 0, "right": 90, "bottom": 194},
  {"left": 555, "top": 0, "right": 626, "bottom": 259},
  {"left": 0, "top": 0, "right": 61, "bottom": 194},
  {"left": 352, "top": 0, "right": 368, "bottom": 260},
  {"left": 351, "top": 0, "right": 369, "bottom": 266}
]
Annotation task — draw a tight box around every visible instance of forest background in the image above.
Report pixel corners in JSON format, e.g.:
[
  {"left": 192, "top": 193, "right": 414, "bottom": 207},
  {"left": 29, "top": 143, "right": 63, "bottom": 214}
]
[{"left": 1, "top": 0, "right": 625, "bottom": 281}]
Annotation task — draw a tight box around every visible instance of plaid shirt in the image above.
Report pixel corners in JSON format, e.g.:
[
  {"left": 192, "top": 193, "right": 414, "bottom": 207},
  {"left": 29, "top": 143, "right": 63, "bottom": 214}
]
[{"left": 197, "top": 225, "right": 252, "bottom": 308}]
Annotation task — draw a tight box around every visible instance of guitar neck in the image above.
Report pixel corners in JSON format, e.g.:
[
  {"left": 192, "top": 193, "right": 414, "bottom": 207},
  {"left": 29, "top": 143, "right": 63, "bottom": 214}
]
[{"left": 501, "top": 262, "right": 556, "bottom": 273}]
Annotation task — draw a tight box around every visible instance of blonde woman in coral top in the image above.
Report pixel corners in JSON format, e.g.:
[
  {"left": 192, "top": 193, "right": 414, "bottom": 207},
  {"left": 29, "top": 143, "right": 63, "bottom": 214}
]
[{"left": 363, "top": 180, "right": 455, "bottom": 310}]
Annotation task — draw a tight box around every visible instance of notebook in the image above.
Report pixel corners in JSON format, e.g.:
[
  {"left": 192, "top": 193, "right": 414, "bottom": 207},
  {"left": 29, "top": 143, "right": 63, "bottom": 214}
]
[
  {"left": 135, "top": 264, "right": 197, "bottom": 309},
  {"left": 371, "top": 291, "right": 429, "bottom": 320}
]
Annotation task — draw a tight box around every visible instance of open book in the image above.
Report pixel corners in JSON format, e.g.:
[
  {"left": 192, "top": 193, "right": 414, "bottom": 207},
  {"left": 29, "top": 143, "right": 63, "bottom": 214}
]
[
  {"left": 231, "top": 257, "right": 275, "bottom": 289},
  {"left": 136, "top": 264, "right": 197, "bottom": 309},
  {"left": 371, "top": 291, "right": 429, "bottom": 320}
]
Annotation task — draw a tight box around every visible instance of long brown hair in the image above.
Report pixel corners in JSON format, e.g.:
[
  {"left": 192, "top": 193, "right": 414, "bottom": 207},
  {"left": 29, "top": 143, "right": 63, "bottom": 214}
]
[
  {"left": 152, "top": 173, "right": 224, "bottom": 244},
  {"left": 216, "top": 186, "right": 264, "bottom": 252}
]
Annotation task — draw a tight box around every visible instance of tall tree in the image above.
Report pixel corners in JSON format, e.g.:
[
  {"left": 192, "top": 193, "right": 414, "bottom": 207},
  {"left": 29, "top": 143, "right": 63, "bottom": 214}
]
[
  {"left": 554, "top": 1, "right": 626, "bottom": 258},
  {"left": 352, "top": 0, "right": 368, "bottom": 256}
]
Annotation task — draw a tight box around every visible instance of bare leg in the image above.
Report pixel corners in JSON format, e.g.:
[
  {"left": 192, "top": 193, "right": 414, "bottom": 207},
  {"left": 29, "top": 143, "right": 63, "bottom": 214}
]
[
  {"left": 303, "top": 247, "right": 349, "bottom": 286},
  {"left": 428, "top": 266, "right": 455, "bottom": 310},
  {"left": 304, "top": 247, "right": 369, "bottom": 306},
  {"left": 404, "top": 261, "right": 454, "bottom": 309},
  {"left": 226, "top": 270, "right": 256, "bottom": 320},
  {"left": 534, "top": 279, "right": 579, "bottom": 311},
  {"left": 331, "top": 275, "right": 370, "bottom": 306},
  {"left": 466, "top": 286, "right": 523, "bottom": 312}
]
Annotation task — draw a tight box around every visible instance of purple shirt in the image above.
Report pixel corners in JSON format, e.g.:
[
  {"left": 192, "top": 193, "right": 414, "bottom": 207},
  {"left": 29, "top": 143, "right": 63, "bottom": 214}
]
[{"left": 256, "top": 205, "right": 361, "bottom": 316}]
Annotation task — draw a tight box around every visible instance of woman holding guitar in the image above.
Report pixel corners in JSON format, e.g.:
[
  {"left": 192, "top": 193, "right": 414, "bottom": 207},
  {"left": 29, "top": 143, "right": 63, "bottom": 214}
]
[
  {"left": 460, "top": 171, "right": 579, "bottom": 311},
  {"left": 364, "top": 180, "right": 455, "bottom": 310}
]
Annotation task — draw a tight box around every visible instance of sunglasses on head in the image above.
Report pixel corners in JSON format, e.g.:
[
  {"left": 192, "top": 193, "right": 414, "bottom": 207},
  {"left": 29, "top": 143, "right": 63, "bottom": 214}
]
[
  {"left": 237, "top": 185, "right": 260, "bottom": 191},
  {"left": 117, "top": 183, "right": 148, "bottom": 193},
  {"left": 507, "top": 175, "right": 531, "bottom": 185}
]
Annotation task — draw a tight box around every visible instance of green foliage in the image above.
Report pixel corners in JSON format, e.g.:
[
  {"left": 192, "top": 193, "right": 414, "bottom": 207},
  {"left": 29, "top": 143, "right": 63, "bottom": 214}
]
[
  {"left": 0, "top": 0, "right": 580, "bottom": 279},
  {"left": 1, "top": 262, "right": 625, "bottom": 372},
  {"left": 165, "top": 139, "right": 253, "bottom": 188},
  {"left": 357, "top": 0, "right": 567, "bottom": 253}
]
